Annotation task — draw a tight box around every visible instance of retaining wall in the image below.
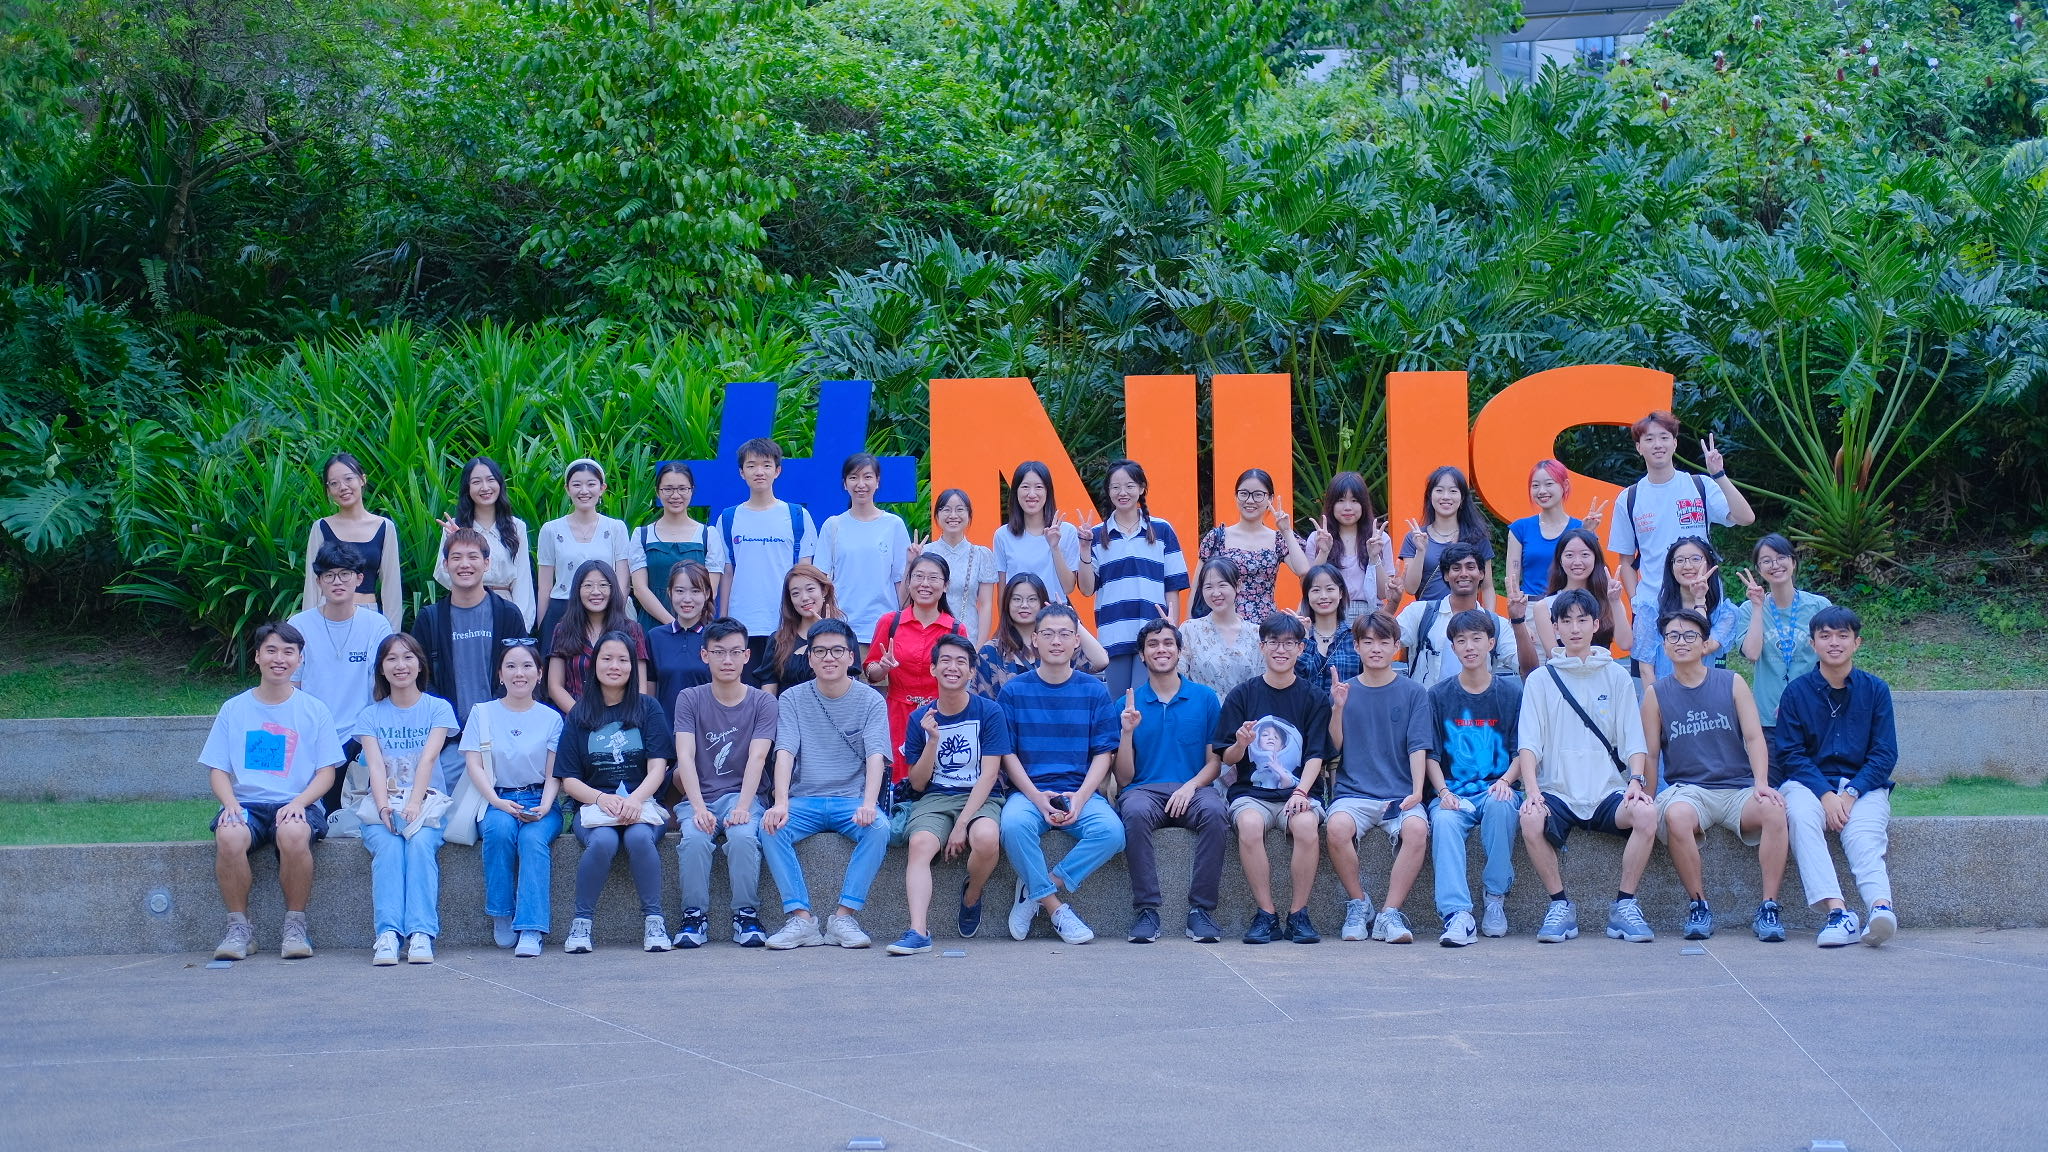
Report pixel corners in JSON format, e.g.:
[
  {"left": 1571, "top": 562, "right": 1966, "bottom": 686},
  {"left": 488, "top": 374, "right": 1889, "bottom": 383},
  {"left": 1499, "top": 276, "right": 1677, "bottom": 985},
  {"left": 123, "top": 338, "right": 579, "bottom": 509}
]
[{"left": 2, "top": 816, "right": 2039, "bottom": 959}]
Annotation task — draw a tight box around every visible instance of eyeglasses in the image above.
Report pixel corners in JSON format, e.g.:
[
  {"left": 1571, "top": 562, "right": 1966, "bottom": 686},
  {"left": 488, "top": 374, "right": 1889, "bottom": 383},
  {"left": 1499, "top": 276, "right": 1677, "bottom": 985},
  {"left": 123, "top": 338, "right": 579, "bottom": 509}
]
[
  {"left": 705, "top": 646, "right": 749, "bottom": 660},
  {"left": 1035, "top": 629, "right": 1077, "bottom": 640},
  {"left": 1234, "top": 490, "right": 1268, "bottom": 501},
  {"left": 809, "top": 645, "right": 853, "bottom": 659},
  {"left": 1661, "top": 631, "right": 1704, "bottom": 644},
  {"left": 1261, "top": 637, "right": 1304, "bottom": 649},
  {"left": 657, "top": 486, "right": 692, "bottom": 498},
  {"left": 317, "top": 570, "right": 357, "bottom": 585}
]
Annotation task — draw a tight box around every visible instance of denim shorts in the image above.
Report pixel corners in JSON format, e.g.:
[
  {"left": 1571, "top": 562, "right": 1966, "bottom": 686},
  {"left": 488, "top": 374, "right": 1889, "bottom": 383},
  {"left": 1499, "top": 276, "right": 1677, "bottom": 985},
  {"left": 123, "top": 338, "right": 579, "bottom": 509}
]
[
  {"left": 214, "top": 801, "right": 330, "bottom": 851},
  {"left": 1540, "top": 790, "right": 1622, "bottom": 849}
]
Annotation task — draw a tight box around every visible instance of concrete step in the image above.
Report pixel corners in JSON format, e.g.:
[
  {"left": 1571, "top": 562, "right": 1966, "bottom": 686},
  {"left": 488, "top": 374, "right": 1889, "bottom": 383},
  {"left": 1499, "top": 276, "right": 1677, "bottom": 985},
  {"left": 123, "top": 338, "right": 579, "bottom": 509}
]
[{"left": 3, "top": 815, "right": 2038, "bottom": 958}]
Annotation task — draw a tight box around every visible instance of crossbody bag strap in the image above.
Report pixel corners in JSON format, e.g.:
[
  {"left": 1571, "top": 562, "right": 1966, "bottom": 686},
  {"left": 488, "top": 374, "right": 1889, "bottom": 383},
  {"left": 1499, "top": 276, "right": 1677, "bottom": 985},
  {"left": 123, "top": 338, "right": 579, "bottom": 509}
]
[{"left": 1544, "top": 665, "right": 1628, "bottom": 777}]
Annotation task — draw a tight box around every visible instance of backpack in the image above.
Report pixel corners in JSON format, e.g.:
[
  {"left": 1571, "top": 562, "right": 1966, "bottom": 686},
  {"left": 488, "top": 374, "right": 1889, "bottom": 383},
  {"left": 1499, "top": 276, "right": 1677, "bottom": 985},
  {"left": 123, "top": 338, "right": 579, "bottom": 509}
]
[
  {"left": 716, "top": 501, "right": 809, "bottom": 566},
  {"left": 1621, "top": 474, "right": 1708, "bottom": 572},
  {"left": 1404, "top": 597, "right": 1442, "bottom": 681}
]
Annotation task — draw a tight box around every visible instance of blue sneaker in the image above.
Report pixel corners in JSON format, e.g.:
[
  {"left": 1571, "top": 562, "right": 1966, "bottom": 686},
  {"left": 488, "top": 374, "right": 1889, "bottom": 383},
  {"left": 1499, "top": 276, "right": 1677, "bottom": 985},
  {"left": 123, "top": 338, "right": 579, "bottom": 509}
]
[
  {"left": 672, "top": 907, "right": 709, "bottom": 949},
  {"left": 1242, "top": 909, "right": 1278, "bottom": 944},
  {"left": 957, "top": 885, "right": 983, "bottom": 939},
  {"left": 1682, "top": 899, "right": 1714, "bottom": 940},
  {"left": 1752, "top": 900, "right": 1786, "bottom": 943},
  {"left": 1128, "top": 907, "right": 1161, "bottom": 943},
  {"left": 1185, "top": 908, "right": 1222, "bottom": 943},
  {"left": 1606, "top": 898, "right": 1655, "bottom": 943},
  {"left": 1536, "top": 899, "right": 1579, "bottom": 943},
  {"left": 885, "top": 929, "right": 932, "bottom": 956},
  {"left": 1284, "top": 908, "right": 1320, "bottom": 944},
  {"left": 731, "top": 907, "right": 767, "bottom": 947}
]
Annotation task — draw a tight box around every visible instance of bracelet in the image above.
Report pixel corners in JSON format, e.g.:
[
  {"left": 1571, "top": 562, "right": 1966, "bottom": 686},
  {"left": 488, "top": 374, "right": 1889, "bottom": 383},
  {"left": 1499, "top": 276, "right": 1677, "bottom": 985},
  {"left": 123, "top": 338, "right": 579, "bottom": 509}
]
[
  {"left": 1708, "top": 469, "right": 1727, "bottom": 479},
  {"left": 1510, "top": 616, "right": 1526, "bottom": 625},
  {"left": 1290, "top": 788, "right": 1309, "bottom": 797}
]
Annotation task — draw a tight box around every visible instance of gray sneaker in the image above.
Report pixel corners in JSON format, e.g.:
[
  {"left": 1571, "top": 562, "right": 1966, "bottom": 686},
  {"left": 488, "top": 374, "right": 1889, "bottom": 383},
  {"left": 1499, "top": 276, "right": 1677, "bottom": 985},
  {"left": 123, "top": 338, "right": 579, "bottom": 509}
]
[
  {"left": 766, "top": 914, "right": 827, "bottom": 950},
  {"left": 1536, "top": 899, "right": 1579, "bottom": 943},
  {"left": 1050, "top": 904, "right": 1095, "bottom": 945},
  {"left": 824, "top": 913, "right": 872, "bottom": 948},
  {"left": 1438, "top": 910, "right": 1477, "bottom": 947},
  {"left": 1340, "top": 897, "right": 1375, "bottom": 941},
  {"left": 643, "top": 915, "right": 671, "bottom": 953},
  {"left": 1372, "top": 908, "right": 1414, "bottom": 944},
  {"left": 278, "top": 916, "right": 313, "bottom": 960},
  {"left": 1480, "top": 893, "right": 1509, "bottom": 938},
  {"left": 213, "top": 918, "right": 252, "bottom": 961},
  {"left": 1606, "top": 898, "right": 1654, "bottom": 943}
]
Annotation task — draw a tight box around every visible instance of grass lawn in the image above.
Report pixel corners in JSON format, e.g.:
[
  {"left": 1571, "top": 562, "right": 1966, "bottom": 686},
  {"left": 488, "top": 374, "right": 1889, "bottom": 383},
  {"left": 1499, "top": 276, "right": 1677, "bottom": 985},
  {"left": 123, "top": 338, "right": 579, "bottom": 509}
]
[
  {"left": 2, "top": 780, "right": 2044, "bottom": 845},
  {"left": 0, "top": 628, "right": 243, "bottom": 719}
]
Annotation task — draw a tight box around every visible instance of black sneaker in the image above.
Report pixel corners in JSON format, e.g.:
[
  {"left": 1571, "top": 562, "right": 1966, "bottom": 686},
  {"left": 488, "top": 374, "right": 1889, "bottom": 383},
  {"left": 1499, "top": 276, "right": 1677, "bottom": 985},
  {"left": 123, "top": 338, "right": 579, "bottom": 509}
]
[
  {"left": 673, "top": 907, "right": 709, "bottom": 949},
  {"left": 1243, "top": 909, "right": 1278, "bottom": 944},
  {"left": 1128, "top": 907, "right": 1161, "bottom": 943},
  {"left": 1186, "top": 908, "right": 1222, "bottom": 943},
  {"left": 1286, "top": 908, "right": 1321, "bottom": 944},
  {"left": 731, "top": 907, "right": 767, "bottom": 947}
]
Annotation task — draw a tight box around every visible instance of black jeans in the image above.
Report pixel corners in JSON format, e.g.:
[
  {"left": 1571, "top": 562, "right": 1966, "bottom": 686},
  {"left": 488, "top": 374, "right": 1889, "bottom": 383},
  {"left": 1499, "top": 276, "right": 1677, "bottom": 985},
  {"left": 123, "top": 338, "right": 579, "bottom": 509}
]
[{"left": 1118, "top": 781, "right": 1228, "bottom": 911}]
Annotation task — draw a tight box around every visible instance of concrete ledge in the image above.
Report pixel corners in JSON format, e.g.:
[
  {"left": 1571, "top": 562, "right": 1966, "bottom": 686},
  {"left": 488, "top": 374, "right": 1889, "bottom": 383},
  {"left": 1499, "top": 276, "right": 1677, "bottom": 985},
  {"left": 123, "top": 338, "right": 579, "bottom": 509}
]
[
  {"left": 1893, "top": 691, "right": 2048, "bottom": 785},
  {"left": 2, "top": 816, "right": 2040, "bottom": 958}
]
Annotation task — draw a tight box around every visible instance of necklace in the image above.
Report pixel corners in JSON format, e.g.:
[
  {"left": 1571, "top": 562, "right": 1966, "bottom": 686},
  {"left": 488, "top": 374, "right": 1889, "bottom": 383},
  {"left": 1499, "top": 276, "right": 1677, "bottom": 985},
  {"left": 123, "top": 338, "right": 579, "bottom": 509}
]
[{"left": 322, "top": 611, "right": 359, "bottom": 659}]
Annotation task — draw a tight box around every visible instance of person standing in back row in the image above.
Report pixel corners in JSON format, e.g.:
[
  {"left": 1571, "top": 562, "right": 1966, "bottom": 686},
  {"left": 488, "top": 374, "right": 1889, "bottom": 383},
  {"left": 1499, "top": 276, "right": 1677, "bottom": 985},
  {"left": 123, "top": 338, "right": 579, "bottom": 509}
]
[
  {"left": 535, "top": 459, "right": 637, "bottom": 657},
  {"left": 1607, "top": 410, "right": 1754, "bottom": 672},
  {"left": 818, "top": 452, "right": 911, "bottom": 662},
  {"left": 303, "top": 452, "right": 403, "bottom": 630},
  {"left": 716, "top": 438, "right": 817, "bottom": 674},
  {"left": 415, "top": 528, "right": 529, "bottom": 732},
  {"left": 1077, "top": 459, "right": 1189, "bottom": 699}
]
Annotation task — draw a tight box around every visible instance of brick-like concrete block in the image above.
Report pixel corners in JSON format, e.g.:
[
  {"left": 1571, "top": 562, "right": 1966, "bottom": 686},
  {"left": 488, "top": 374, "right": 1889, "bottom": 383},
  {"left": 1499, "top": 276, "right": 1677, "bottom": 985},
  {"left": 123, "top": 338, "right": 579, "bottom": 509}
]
[
  {"left": 1892, "top": 691, "right": 2048, "bottom": 785},
  {"left": 0, "top": 716, "right": 215, "bottom": 800},
  {"left": 2, "top": 816, "right": 2039, "bottom": 958}
]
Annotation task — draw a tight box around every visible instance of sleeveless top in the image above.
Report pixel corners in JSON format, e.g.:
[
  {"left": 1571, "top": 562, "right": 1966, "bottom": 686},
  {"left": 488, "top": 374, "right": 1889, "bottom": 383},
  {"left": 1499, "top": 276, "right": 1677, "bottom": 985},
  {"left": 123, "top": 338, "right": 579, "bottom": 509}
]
[
  {"left": 318, "top": 519, "right": 386, "bottom": 596},
  {"left": 633, "top": 521, "right": 713, "bottom": 631},
  {"left": 1654, "top": 668, "right": 1748, "bottom": 789}
]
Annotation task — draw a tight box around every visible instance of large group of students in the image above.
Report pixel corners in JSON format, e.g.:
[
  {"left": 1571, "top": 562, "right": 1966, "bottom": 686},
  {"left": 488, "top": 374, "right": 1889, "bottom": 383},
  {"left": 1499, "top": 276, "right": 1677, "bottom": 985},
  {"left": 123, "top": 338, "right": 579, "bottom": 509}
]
[{"left": 201, "top": 415, "right": 1900, "bottom": 965}]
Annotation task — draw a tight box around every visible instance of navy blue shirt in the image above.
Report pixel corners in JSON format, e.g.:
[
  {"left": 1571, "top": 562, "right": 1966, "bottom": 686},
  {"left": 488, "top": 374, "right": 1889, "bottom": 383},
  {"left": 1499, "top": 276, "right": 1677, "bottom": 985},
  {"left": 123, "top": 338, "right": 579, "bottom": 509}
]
[
  {"left": 1127, "top": 676, "right": 1222, "bottom": 789},
  {"left": 997, "top": 669, "right": 1119, "bottom": 794},
  {"left": 1771, "top": 667, "right": 1897, "bottom": 798},
  {"left": 646, "top": 620, "right": 708, "bottom": 724},
  {"left": 903, "top": 694, "right": 1013, "bottom": 796}
]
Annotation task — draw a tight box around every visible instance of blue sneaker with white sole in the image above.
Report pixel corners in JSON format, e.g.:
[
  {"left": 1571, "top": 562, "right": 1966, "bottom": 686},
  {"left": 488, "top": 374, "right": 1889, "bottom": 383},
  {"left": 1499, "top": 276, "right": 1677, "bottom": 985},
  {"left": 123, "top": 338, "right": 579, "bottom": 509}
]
[
  {"left": 1682, "top": 899, "right": 1714, "bottom": 940},
  {"left": 1606, "top": 898, "right": 1654, "bottom": 943},
  {"left": 1536, "top": 899, "right": 1578, "bottom": 943},
  {"left": 885, "top": 929, "right": 932, "bottom": 955},
  {"left": 1752, "top": 900, "right": 1786, "bottom": 942}
]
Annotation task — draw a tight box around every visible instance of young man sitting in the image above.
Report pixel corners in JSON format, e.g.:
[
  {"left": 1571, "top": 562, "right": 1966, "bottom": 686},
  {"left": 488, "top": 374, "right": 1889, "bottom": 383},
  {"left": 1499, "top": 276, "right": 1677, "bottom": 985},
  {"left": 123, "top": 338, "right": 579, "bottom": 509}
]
[
  {"left": 760, "top": 619, "right": 892, "bottom": 949},
  {"left": 1425, "top": 609, "right": 1522, "bottom": 946},
  {"left": 998, "top": 604, "right": 1124, "bottom": 945},
  {"left": 1323, "top": 611, "right": 1431, "bottom": 943},
  {"left": 202, "top": 622, "right": 346, "bottom": 961},
  {"left": 888, "top": 635, "right": 1011, "bottom": 955},
  {"left": 1641, "top": 608, "right": 1789, "bottom": 943},
  {"left": 1217, "top": 612, "right": 1333, "bottom": 944},
  {"left": 1396, "top": 543, "right": 1520, "bottom": 688},
  {"left": 671, "top": 617, "right": 776, "bottom": 948},
  {"left": 1113, "top": 619, "right": 1227, "bottom": 944},
  {"left": 287, "top": 540, "right": 393, "bottom": 814},
  {"left": 1773, "top": 606, "right": 1900, "bottom": 948},
  {"left": 1515, "top": 589, "right": 1659, "bottom": 944}
]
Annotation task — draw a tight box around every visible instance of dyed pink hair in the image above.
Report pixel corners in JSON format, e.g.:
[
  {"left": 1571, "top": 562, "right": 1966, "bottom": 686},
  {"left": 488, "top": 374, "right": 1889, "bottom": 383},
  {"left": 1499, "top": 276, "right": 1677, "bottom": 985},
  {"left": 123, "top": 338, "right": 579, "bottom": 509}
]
[{"left": 1529, "top": 458, "right": 1572, "bottom": 502}]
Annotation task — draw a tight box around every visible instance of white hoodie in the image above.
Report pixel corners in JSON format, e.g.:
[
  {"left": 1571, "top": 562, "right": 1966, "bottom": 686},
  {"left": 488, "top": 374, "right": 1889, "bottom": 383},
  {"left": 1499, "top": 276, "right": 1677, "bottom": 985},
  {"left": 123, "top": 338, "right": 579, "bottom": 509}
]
[{"left": 1517, "top": 646, "right": 1648, "bottom": 820}]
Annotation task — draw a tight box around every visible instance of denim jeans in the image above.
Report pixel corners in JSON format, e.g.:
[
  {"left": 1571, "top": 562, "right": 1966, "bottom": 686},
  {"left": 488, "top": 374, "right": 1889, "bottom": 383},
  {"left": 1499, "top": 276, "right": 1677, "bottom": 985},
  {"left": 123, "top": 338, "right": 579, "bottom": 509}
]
[
  {"left": 573, "top": 820, "right": 664, "bottom": 919},
  {"left": 480, "top": 788, "right": 560, "bottom": 934},
  {"left": 677, "top": 792, "right": 763, "bottom": 912},
  {"left": 1000, "top": 792, "right": 1126, "bottom": 903},
  {"left": 761, "top": 795, "right": 891, "bottom": 914},
  {"left": 361, "top": 821, "right": 445, "bottom": 938},
  {"left": 1429, "top": 791, "right": 1519, "bottom": 917}
]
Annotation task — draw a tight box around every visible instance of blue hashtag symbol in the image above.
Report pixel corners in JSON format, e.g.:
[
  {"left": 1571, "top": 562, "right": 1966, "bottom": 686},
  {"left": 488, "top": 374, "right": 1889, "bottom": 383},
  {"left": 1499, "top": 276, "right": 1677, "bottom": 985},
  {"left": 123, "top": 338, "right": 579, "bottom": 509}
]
[{"left": 677, "top": 380, "right": 916, "bottom": 518}]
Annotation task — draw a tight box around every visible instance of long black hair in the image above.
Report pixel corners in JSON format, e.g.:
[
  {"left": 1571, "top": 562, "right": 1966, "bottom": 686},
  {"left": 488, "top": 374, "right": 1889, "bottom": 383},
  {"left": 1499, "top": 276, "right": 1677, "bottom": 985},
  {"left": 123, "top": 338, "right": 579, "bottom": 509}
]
[
  {"left": 1544, "top": 528, "right": 1615, "bottom": 649},
  {"left": 454, "top": 456, "right": 521, "bottom": 556},
  {"left": 1318, "top": 471, "right": 1377, "bottom": 573},
  {"left": 1421, "top": 465, "right": 1490, "bottom": 548},
  {"left": 1657, "top": 535, "right": 1725, "bottom": 620},
  {"left": 1003, "top": 461, "right": 1057, "bottom": 537},
  {"left": 905, "top": 550, "right": 958, "bottom": 623},
  {"left": 569, "top": 631, "right": 647, "bottom": 730},
  {"left": 551, "top": 560, "right": 635, "bottom": 661},
  {"left": 994, "top": 571, "right": 1051, "bottom": 662}
]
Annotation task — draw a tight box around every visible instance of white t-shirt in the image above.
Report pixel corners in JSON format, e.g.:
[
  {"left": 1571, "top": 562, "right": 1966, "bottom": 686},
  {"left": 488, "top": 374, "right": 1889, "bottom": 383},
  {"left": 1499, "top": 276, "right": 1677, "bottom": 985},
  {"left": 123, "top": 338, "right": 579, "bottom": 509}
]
[
  {"left": 722, "top": 501, "right": 817, "bottom": 633},
  {"left": 354, "top": 694, "right": 462, "bottom": 793},
  {"left": 287, "top": 607, "right": 394, "bottom": 744},
  {"left": 536, "top": 515, "right": 636, "bottom": 600},
  {"left": 1394, "top": 598, "right": 1520, "bottom": 689},
  {"left": 991, "top": 522, "right": 1080, "bottom": 604},
  {"left": 1607, "top": 472, "right": 1732, "bottom": 609},
  {"left": 817, "top": 511, "right": 910, "bottom": 637},
  {"left": 460, "top": 699, "right": 564, "bottom": 790},
  {"left": 199, "top": 688, "right": 345, "bottom": 805}
]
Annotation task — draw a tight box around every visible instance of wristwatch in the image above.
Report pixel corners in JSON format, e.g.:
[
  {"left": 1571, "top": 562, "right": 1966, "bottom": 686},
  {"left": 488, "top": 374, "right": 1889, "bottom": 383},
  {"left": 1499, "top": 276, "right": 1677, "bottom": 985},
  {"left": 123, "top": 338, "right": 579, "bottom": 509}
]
[{"left": 1842, "top": 786, "right": 1860, "bottom": 801}]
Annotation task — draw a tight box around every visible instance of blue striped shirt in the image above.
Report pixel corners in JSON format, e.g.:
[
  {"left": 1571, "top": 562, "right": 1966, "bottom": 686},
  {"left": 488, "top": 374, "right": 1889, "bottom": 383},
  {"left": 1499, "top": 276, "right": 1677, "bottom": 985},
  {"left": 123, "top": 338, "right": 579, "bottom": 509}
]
[
  {"left": 996, "top": 669, "right": 1119, "bottom": 794},
  {"left": 1090, "top": 516, "right": 1190, "bottom": 656}
]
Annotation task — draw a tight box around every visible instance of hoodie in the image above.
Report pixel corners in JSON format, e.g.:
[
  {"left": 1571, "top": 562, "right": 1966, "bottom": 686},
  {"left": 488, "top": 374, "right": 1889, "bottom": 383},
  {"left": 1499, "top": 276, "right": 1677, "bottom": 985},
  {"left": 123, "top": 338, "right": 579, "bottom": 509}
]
[{"left": 1516, "top": 646, "right": 1648, "bottom": 820}]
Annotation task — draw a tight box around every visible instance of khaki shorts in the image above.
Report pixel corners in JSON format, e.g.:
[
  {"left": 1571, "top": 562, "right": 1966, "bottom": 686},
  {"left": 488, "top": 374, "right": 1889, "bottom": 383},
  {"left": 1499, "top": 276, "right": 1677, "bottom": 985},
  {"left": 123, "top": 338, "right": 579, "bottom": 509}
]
[
  {"left": 1656, "top": 784, "right": 1763, "bottom": 846},
  {"left": 1326, "top": 796, "right": 1425, "bottom": 845},
  {"left": 903, "top": 791, "right": 1002, "bottom": 845},
  {"left": 1228, "top": 794, "right": 1323, "bottom": 833}
]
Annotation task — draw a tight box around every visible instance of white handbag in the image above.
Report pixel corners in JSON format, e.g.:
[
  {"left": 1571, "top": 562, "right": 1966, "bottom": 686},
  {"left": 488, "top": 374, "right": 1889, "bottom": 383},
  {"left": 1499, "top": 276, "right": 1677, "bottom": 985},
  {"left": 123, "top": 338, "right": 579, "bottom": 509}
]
[
  {"left": 578, "top": 796, "right": 669, "bottom": 828},
  {"left": 440, "top": 707, "right": 492, "bottom": 847}
]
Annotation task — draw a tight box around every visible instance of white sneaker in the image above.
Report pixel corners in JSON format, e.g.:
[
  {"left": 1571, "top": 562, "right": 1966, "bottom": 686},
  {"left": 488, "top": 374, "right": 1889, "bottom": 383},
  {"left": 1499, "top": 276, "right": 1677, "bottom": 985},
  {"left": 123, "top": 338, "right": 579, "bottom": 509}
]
[
  {"left": 1862, "top": 906, "right": 1897, "bottom": 947},
  {"left": 514, "top": 931, "right": 543, "bottom": 958},
  {"left": 406, "top": 932, "right": 435, "bottom": 964},
  {"left": 372, "top": 930, "right": 401, "bottom": 966},
  {"left": 1008, "top": 878, "right": 1040, "bottom": 941},
  {"left": 1050, "top": 905, "right": 1095, "bottom": 945},
  {"left": 564, "top": 917, "right": 594, "bottom": 954},
  {"left": 824, "top": 913, "right": 872, "bottom": 948},
  {"left": 1438, "top": 910, "right": 1477, "bottom": 947},
  {"left": 1372, "top": 907, "right": 1414, "bottom": 944},
  {"left": 1341, "top": 897, "right": 1375, "bottom": 941},
  {"left": 643, "top": 915, "right": 671, "bottom": 953},
  {"left": 766, "top": 914, "right": 827, "bottom": 949},
  {"left": 1480, "top": 893, "right": 1509, "bottom": 938},
  {"left": 1816, "top": 908, "right": 1860, "bottom": 948}
]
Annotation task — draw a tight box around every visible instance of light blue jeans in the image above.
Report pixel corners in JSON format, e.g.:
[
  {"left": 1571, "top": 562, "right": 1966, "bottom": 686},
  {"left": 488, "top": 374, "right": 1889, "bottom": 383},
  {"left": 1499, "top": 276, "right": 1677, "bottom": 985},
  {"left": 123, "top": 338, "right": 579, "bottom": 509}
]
[
  {"left": 361, "top": 821, "right": 445, "bottom": 938},
  {"left": 1429, "top": 791, "right": 1519, "bottom": 917},
  {"left": 480, "top": 788, "right": 560, "bottom": 934},
  {"left": 1000, "top": 792, "right": 1126, "bottom": 903},
  {"left": 678, "top": 792, "right": 763, "bottom": 912},
  {"left": 761, "top": 796, "right": 891, "bottom": 914}
]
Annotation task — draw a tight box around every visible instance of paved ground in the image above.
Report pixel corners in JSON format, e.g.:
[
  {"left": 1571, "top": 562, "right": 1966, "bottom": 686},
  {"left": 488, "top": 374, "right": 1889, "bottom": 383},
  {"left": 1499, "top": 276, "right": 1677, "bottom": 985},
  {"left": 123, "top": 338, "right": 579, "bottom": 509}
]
[{"left": 5, "top": 926, "right": 2044, "bottom": 1152}]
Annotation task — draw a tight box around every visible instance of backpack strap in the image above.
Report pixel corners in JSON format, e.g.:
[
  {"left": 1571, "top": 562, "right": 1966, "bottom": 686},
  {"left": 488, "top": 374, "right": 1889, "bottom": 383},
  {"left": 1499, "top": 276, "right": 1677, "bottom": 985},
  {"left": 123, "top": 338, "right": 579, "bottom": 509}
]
[
  {"left": 1544, "top": 664, "right": 1629, "bottom": 777},
  {"left": 1406, "top": 598, "right": 1442, "bottom": 680},
  {"left": 788, "top": 502, "right": 807, "bottom": 557}
]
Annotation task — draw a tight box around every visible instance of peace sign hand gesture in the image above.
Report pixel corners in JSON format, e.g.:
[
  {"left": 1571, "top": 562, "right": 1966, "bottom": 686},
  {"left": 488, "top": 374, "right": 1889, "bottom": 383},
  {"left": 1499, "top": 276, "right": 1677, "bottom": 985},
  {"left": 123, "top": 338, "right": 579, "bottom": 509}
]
[
  {"left": 1740, "top": 568, "right": 1766, "bottom": 607},
  {"left": 1370, "top": 517, "right": 1393, "bottom": 561},
  {"left": 1042, "top": 510, "right": 1066, "bottom": 546},
  {"left": 1074, "top": 509, "right": 1100, "bottom": 559},
  {"left": 1701, "top": 434, "right": 1727, "bottom": 475},
  {"left": 1306, "top": 516, "right": 1332, "bottom": 561},
  {"left": 1328, "top": 666, "right": 1349, "bottom": 710},
  {"left": 1120, "top": 688, "right": 1141, "bottom": 735},
  {"left": 1581, "top": 497, "right": 1608, "bottom": 535},
  {"left": 907, "top": 532, "right": 930, "bottom": 569},
  {"left": 436, "top": 514, "right": 460, "bottom": 536},
  {"left": 1272, "top": 503, "right": 1294, "bottom": 536},
  {"left": 1687, "top": 564, "right": 1721, "bottom": 605},
  {"left": 1405, "top": 518, "right": 1427, "bottom": 548}
]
